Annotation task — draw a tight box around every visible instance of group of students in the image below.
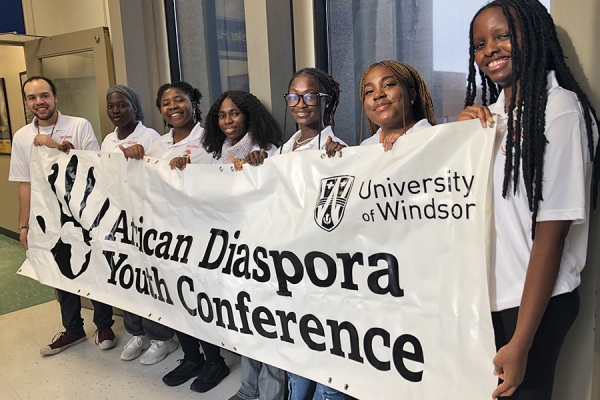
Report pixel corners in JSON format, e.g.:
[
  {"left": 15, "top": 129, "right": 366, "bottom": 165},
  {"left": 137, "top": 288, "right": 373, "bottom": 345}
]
[{"left": 9, "top": 0, "right": 600, "bottom": 398}]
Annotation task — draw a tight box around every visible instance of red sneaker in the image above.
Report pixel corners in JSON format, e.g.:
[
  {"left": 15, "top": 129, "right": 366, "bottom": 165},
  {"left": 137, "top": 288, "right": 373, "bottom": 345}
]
[
  {"left": 40, "top": 331, "right": 86, "bottom": 356},
  {"left": 95, "top": 327, "right": 117, "bottom": 350}
]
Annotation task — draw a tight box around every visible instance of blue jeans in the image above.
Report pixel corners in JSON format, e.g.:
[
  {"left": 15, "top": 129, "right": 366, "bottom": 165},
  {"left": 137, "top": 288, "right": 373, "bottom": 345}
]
[
  {"left": 236, "top": 356, "right": 286, "bottom": 400},
  {"left": 288, "top": 372, "right": 346, "bottom": 400}
]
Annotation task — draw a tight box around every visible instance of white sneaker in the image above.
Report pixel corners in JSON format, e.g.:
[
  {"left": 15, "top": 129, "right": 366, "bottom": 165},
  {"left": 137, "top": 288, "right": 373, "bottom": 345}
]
[
  {"left": 120, "top": 335, "right": 151, "bottom": 361},
  {"left": 139, "top": 338, "right": 178, "bottom": 365}
]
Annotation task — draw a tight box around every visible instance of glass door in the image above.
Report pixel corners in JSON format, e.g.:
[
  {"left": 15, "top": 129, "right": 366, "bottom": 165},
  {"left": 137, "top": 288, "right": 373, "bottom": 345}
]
[{"left": 24, "top": 27, "right": 115, "bottom": 143}]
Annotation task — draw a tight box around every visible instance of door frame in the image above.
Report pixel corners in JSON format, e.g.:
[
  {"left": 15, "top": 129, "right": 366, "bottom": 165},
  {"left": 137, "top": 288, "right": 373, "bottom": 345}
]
[{"left": 24, "top": 27, "right": 116, "bottom": 137}]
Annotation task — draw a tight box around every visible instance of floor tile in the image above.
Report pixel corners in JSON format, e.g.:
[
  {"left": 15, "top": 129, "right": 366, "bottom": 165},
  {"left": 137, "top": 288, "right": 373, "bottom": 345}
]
[
  {"left": 0, "top": 375, "right": 22, "bottom": 400},
  {"left": 0, "top": 299, "right": 245, "bottom": 400}
]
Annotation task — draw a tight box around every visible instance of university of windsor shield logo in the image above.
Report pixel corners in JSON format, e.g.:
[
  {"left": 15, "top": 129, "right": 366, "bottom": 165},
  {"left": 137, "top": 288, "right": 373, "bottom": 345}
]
[{"left": 314, "top": 175, "right": 355, "bottom": 232}]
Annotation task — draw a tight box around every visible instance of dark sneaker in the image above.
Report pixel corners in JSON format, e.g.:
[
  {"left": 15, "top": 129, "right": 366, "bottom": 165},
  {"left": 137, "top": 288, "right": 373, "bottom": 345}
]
[
  {"left": 229, "top": 395, "right": 244, "bottom": 400},
  {"left": 162, "top": 357, "right": 206, "bottom": 387},
  {"left": 40, "top": 331, "right": 86, "bottom": 356},
  {"left": 95, "top": 327, "right": 117, "bottom": 350},
  {"left": 190, "top": 360, "right": 230, "bottom": 393}
]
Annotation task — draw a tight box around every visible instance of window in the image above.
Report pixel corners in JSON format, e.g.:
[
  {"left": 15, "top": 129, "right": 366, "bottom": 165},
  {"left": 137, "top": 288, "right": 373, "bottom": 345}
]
[
  {"left": 324, "top": 0, "right": 550, "bottom": 145},
  {"left": 164, "top": 0, "right": 250, "bottom": 111},
  {"left": 208, "top": 0, "right": 249, "bottom": 93}
]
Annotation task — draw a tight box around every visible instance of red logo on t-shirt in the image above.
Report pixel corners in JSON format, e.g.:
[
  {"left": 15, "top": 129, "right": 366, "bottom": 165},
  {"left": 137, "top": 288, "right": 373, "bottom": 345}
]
[
  {"left": 59, "top": 135, "right": 72, "bottom": 145},
  {"left": 500, "top": 132, "right": 523, "bottom": 156}
]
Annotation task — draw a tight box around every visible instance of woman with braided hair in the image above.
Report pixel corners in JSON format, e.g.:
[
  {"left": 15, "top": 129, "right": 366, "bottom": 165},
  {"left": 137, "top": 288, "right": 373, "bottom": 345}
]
[
  {"left": 242, "top": 67, "right": 346, "bottom": 399},
  {"left": 243, "top": 67, "right": 345, "bottom": 168},
  {"left": 279, "top": 67, "right": 345, "bottom": 156},
  {"left": 359, "top": 60, "right": 436, "bottom": 149},
  {"left": 458, "top": 0, "right": 599, "bottom": 398},
  {"left": 280, "top": 68, "right": 346, "bottom": 400}
]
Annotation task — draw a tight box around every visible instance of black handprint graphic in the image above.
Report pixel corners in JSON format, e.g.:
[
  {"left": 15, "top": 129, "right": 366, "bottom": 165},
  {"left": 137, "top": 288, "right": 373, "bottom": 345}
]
[{"left": 37, "top": 154, "right": 110, "bottom": 280}]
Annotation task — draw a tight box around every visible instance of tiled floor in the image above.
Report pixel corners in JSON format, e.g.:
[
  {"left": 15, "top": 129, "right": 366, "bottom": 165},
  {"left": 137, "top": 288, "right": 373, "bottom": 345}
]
[{"left": 0, "top": 301, "right": 242, "bottom": 400}]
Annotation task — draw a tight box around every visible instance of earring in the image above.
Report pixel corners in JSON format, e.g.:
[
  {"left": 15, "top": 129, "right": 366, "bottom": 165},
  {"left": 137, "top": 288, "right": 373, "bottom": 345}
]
[
  {"left": 411, "top": 100, "right": 414, "bottom": 105},
  {"left": 193, "top": 112, "right": 198, "bottom": 124}
]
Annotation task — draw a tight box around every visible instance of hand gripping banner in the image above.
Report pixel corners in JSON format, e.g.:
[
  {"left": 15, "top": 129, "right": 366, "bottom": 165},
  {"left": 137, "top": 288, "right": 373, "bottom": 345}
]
[{"left": 21, "top": 119, "right": 497, "bottom": 399}]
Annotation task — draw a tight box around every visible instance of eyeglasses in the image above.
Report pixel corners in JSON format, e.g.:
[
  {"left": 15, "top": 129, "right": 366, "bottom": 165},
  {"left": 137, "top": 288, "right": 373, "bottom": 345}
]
[{"left": 283, "top": 93, "right": 330, "bottom": 106}]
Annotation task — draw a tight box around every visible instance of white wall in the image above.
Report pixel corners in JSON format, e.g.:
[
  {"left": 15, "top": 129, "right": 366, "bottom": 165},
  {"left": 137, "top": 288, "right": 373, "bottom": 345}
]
[
  {"left": 292, "top": 0, "right": 315, "bottom": 70},
  {"left": 22, "top": 0, "right": 110, "bottom": 37}
]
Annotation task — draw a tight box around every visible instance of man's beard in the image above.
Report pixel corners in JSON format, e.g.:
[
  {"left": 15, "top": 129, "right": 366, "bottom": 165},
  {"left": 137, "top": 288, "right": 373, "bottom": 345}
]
[{"left": 33, "top": 106, "right": 56, "bottom": 121}]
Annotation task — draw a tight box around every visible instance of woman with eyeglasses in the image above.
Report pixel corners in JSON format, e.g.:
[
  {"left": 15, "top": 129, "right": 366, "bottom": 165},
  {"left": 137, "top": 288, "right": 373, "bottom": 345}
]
[
  {"left": 237, "top": 68, "right": 346, "bottom": 399},
  {"left": 284, "top": 67, "right": 349, "bottom": 400},
  {"left": 242, "top": 68, "right": 344, "bottom": 168}
]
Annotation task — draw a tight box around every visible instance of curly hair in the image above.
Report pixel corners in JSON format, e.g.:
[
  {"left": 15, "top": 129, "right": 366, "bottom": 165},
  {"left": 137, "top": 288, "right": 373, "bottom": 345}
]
[
  {"left": 156, "top": 81, "right": 203, "bottom": 125},
  {"left": 202, "top": 90, "right": 283, "bottom": 158},
  {"left": 465, "top": 0, "right": 599, "bottom": 237},
  {"left": 359, "top": 60, "right": 436, "bottom": 138}
]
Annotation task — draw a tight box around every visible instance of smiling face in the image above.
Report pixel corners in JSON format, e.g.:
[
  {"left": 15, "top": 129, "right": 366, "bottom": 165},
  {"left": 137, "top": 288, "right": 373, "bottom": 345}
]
[
  {"left": 473, "top": 6, "right": 518, "bottom": 91},
  {"left": 160, "top": 87, "right": 195, "bottom": 128},
  {"left": 106, "top": 92, "right": 136, "bottom": 129},
  {"left": 287, "top": 74, "right": 322, "bottom": 130},
  {"left": 24, "top": 79, "right": 58, "bottom": 124},
  {"left": 362, "top": 65, "right": 415, "bottom": 131},
  {"left": 218, "top": 97, "right": 247, "bottom": 144}
]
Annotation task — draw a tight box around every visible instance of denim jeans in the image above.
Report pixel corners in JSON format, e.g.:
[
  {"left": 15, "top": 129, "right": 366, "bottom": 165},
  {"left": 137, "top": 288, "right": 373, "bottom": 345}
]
[
  {"left": 57, "top": 289, "right": 113, "bottom": 334},
  {"left": 236, "top": 356, "right": 286, "bottom": 400},
  {"left": 287, "top": 372, "right": 346, "bottom": 400}
]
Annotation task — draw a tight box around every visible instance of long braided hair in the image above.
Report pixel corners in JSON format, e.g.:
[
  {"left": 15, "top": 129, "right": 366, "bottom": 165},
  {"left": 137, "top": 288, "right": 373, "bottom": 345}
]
[
  {"left": 202, "top": 90, "right": 282, "bottom": 159},
  {"left": 283, "top": 68, "right": 341, "bottom": 151},
  {"left": 359, "top": 60, "right": 436, "bottom": 139},
  {"left": 465, "top": 0, "right": 599, "bottom": 237}
]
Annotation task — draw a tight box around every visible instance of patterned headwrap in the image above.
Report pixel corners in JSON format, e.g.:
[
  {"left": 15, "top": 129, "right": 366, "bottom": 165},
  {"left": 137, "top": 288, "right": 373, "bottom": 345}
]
[{"left": 106, "top": 84, "right": 144, "bottom": 123}]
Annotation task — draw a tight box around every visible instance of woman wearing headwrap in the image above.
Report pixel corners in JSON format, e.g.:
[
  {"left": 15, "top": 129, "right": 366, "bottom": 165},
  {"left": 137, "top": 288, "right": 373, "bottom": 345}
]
[
  {"left": 101, "top": 85, "right": 180, "bottom": 366},
  {"left": 101, "top": 84, "right": 160, "bottom": 155}
]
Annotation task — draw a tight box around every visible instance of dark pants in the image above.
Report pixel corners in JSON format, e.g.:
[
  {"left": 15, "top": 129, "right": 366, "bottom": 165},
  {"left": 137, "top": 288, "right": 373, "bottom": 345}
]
[
  {"left": 57, "top": 289, "right": 114, "bottom": 335},
  {"left": 123, "top": 311, "right": 174, "bottom": 341},
  {"left": 492, "top": 289, "right": 579, "bottom": 399},
  {"left": 176, "top": 330, "right": 223, "bottom": 363}
]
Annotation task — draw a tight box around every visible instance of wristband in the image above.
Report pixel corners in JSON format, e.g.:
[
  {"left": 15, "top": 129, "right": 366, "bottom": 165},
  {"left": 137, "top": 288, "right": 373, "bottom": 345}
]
[{"left": 19, "top": 225, "right": 29, "bottom": 230}]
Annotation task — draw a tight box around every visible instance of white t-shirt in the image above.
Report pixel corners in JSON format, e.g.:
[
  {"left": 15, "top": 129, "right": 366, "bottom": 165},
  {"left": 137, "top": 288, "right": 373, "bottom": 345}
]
[
  {"left": 9, "top": 111, "right": 99, "bottom": 182},
  {"left": 279, "top": 125, "right": 347, "bottom": 155},
  {"left": 360, "top": 119, "right": 432, "bottom": 146},
  {"left": 488, "top": 70, "right": 596, "bottom": 311},
  {"left": 146, "top": 123, "right": 212, "bottom": 163},
  {"left": 101, "top": 122, "right": 159, "bottom": 153},
  {"left": 209, "top": 137, "right": 279, "bottom": 164}
]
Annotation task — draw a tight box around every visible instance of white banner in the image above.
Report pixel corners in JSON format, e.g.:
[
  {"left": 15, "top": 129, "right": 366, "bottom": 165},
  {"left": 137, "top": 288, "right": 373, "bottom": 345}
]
[{"left": 21, "top": 119, "right": 497, "bottom": 399}]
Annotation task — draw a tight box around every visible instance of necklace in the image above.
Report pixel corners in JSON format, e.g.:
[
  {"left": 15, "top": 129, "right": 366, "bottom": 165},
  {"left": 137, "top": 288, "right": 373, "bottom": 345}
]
[
  {"left": 37, "top": 122, "right": 57, "bottom": 137},
  {"left": 295, "top": 134, "right": 315, "bottom": 147},
  {"left": 36, "top": 114, "right": 58, "bottom": 137}
]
